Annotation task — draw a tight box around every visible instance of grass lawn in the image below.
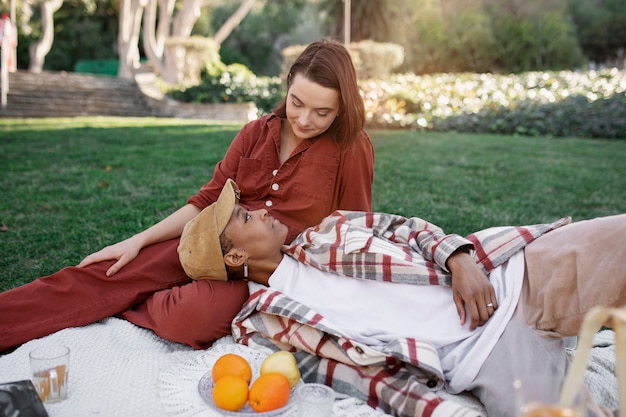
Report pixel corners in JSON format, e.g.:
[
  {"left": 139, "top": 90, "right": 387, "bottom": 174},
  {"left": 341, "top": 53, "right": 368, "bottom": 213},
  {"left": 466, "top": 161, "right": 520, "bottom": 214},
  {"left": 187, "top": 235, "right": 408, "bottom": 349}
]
[{"left": 1, "top": 117, "right": 625, "bottom": 290}]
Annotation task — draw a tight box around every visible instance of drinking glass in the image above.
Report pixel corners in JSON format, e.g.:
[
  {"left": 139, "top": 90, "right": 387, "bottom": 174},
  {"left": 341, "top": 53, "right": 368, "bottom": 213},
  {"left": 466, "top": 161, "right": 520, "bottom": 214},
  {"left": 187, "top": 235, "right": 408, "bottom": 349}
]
[
  {"left": 296, "top": 383, "right": 335, "bottom": 417},
  {"left": 29, "top": 345, "right": 70, "bottom": 403}
]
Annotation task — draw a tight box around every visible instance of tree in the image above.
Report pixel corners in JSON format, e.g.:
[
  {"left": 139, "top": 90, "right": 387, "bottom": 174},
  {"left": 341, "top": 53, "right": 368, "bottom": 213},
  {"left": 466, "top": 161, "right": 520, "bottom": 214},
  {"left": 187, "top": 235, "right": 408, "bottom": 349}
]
[
  {"left": 141, "top": 0, "right": 176, "bottom": 76},
  {"left": 487, "top": 0, "right": 584, "bottom": 72},
  {"left": 210, "top": 0, "right": 310, "bottom": 76},
  {"left": 569, "top": 0, "right": 626, "bottom": 67},
  {"left": 318, "top": 0, "right": 390, "bottom": 43},
  {"left": 119, "top": 0, "right": 256, "bottom": 84},
  {"left": 392, "top": 0, "right": 584, "bottom": 73},
  {"left": 212, "top": 0, "right": 254, "bottom": 44},
  {"left": 400, "top": 0, "right": 449, "bottom": 73},
  {"left": 117, "top": 0, "right": 147, "bottom": 78},
  {"left": 445, "top": 6, "right": 495, "bottom": 72},
  {"left": 25, "top": 0, "right": 63, "bottom": 72},
  {"left": 15, "top": 0, "right": 256, "bottom": 83}
]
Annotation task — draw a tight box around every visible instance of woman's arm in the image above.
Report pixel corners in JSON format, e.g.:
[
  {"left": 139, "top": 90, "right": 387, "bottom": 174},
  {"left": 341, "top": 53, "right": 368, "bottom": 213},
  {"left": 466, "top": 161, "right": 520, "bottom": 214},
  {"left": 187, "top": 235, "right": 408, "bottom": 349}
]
[
  {"left": 336, "top": 131, "right": 375, "bottom": 212},
  {"left": 77, "top": 204, "right": 201, "bottom": 276},
  {"left": 368, "top": 212, "right": 497, "bottom": 329}
]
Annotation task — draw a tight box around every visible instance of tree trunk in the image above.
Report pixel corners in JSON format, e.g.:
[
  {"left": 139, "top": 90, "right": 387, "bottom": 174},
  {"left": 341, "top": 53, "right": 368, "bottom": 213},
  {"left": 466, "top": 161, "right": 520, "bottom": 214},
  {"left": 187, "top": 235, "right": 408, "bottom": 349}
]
[
  {"left": 151, "top": 0, "right": 255, "bottom": 86},
  {"left": 27, "top": 0, "right": 63, "bottom": 73},
  {"left": 213, "top": 0, "right": 255, "bottom": 45},
  {"left": 142, "top": 0, "right": 175, "bottom": 75},
  {"left": 118, "top": 0, "right": 148, "bottom": 79},
  {"left": 172, "top": 0, "right": 204, "bottom": 37}
]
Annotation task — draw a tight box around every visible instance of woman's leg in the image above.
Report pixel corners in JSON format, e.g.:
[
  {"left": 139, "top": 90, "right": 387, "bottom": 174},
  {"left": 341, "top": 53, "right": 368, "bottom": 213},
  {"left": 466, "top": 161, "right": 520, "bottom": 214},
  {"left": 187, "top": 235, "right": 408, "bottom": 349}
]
[
  {"left": 0, "top": 239, "right": 189, "bottom": 351},
  {"left": 468, "top": 318, "right": 569, "bottom": 416},
  {"left": 518, "top": 213, "right": 626, "bottom": 337},
  {"left": 470, "top": 215, "right": 626, "bottom": 416}
]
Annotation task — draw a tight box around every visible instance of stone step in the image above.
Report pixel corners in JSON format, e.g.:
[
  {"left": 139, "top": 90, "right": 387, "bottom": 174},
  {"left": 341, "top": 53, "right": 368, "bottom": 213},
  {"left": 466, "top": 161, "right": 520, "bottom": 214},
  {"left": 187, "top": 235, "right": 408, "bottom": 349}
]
[
  {"left": 0, "top": 70, "right": 257, "bottom": 121},
  {"left": 0, "top": 70, "right": 156, "bottom": 118}
]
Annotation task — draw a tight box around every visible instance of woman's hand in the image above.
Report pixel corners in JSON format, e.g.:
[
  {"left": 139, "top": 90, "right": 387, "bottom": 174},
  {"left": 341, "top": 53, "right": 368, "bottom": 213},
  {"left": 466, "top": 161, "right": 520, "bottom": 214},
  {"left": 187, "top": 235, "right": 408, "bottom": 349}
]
[
  {"left": 76, "top": 204, "right": 201, "bottom": 277},
  {"left": 77, "top": 235, "right": 144, "bottom": 277},
  {"left": 447, "top": 251, "right": 498, "bottom": 330}
]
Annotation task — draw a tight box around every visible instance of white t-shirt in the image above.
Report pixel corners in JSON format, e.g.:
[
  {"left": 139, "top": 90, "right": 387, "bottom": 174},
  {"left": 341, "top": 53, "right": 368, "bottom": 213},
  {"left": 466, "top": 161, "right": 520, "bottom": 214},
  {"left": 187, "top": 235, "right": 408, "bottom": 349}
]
[{"left": 268, "top": 238, "right": 525, "bottom": 393}]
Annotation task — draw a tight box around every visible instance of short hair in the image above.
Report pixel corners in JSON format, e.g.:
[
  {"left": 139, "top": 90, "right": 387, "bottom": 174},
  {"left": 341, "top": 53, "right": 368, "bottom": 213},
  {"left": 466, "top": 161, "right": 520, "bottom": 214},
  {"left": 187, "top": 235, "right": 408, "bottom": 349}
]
[
  {"left": 219, "top": 233, "right": 246, "bottom": 281},
  {"left": 273, "top": 39, "right": 365, "bottom": 151}
]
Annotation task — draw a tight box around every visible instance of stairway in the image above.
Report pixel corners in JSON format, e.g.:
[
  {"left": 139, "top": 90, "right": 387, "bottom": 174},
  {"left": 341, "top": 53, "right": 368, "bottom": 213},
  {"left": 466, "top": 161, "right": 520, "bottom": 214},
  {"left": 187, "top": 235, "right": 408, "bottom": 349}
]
[
  {"left": 0, "top": 70, "right": 257, "bottom": 121},
  {"left": 0, "top": 70, "right": 157, "bottom": 118}
]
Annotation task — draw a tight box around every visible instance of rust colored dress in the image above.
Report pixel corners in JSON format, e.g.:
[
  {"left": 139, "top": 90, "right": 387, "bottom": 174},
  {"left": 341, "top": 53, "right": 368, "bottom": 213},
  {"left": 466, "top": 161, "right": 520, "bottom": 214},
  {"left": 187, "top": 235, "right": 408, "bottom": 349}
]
[{"left": 0, "top": 114, "right": 374, "bottom": 351}]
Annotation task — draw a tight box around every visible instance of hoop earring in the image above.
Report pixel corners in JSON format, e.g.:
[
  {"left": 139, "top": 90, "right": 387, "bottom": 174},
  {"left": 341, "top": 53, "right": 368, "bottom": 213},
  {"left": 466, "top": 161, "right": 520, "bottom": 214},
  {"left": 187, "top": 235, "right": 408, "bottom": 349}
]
[{"left": 243, "top": 263, "right": 249, "bottom": 279}]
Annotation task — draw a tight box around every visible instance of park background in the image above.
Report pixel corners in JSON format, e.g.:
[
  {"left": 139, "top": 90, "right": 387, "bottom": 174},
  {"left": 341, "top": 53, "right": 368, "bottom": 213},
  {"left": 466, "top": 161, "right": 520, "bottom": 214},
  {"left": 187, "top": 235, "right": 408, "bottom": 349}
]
[
  {"left": 1, "top": 0, "right": 625, "bottom": 286},
  {"left": 3, "top": 0, "right": 626, "bottom": 136}
]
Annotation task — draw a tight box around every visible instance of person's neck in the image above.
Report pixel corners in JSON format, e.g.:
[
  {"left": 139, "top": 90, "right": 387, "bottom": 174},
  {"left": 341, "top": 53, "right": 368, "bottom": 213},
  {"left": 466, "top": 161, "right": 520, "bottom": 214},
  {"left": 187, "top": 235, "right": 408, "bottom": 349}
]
[{"left": 248, "top": 254, "right": 284, "bottom": 286}]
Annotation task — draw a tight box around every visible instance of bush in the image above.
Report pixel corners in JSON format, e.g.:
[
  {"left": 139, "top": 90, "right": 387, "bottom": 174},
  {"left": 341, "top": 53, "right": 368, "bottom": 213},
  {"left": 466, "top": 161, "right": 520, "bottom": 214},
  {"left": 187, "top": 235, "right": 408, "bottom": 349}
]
[
  {"left": 169, "top": 63, "right": 626, "bottom": 139},
  {"left": 167, "top": 63, "right": 284, "bottom": 115},
  {"left": 432, "top": 94, "right": 626, "bottom": 139},
  {"left": 360, "top": 69, "right": 626, "bottom": 139},
  {"left": 348, "top": 40, "right": 405, "bottom": 79},
  {"left": 280, "top": 41, "right": 404, "bottom": 79}
]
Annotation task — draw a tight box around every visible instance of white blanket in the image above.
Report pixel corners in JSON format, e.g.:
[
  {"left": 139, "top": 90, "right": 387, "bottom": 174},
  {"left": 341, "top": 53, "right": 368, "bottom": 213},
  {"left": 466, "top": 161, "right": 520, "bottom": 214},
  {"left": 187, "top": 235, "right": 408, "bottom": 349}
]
[{"left": 0, "top": 318, "right": 617, "bottom": 417}]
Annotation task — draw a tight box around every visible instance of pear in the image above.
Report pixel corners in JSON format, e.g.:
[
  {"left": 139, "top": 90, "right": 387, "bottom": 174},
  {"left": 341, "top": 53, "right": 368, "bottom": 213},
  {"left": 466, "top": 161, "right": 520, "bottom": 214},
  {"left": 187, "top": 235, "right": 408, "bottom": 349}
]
[{"left": 260, "top": 351, "right": 301, "bottom": 388}]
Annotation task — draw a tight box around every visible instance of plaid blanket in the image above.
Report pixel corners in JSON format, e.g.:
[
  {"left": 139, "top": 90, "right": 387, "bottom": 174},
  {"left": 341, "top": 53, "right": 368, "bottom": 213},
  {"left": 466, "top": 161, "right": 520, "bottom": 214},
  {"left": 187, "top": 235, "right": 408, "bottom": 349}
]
[
  {"left": 233, "top": 213, "right": 571, "bottom": 417},
  {"left": 284, "top": 211, "right": 571, "bottom": 286}
]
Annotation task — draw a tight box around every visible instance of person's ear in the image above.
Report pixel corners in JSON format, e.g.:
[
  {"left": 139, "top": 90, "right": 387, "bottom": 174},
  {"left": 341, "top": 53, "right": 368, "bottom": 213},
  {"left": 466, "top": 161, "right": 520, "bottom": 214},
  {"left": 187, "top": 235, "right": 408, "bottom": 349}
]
[{"left": 223, "top": 248, "right": 247, "bottom": 269}]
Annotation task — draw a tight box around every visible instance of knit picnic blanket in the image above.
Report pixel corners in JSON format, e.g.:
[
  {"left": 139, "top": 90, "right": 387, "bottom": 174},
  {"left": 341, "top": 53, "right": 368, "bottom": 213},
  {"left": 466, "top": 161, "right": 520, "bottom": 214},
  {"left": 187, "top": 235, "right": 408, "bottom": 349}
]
[{"left": 0, "top": 317, "right": 617, "bottom": 417}]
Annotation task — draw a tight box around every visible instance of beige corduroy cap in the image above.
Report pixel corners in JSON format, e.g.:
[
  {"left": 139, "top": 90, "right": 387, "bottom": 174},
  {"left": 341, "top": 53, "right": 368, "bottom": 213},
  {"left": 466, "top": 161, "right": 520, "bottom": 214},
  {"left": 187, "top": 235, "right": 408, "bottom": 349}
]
[{"left": 177, "top": 179, "right": 240, "bottom": 280}]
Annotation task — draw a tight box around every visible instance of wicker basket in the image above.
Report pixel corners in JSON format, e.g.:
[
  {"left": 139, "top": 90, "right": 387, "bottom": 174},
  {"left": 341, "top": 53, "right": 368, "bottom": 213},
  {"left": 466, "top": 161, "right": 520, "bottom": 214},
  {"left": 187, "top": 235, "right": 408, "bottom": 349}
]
[{"left": 560, "top": 306, "right": 626, "bottom": 413}]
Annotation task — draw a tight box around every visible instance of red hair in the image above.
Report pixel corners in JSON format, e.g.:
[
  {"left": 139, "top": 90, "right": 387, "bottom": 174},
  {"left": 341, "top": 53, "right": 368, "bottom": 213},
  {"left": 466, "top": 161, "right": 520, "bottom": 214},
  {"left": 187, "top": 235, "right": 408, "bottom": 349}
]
[{"left": 273, "top": 39, "right": 365, "bottom": 150}]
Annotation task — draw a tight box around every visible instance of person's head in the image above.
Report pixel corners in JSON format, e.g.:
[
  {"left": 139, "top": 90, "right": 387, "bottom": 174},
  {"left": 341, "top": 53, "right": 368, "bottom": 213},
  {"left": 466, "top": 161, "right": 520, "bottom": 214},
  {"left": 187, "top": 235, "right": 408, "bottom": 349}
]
[
  {"left": 178, "top": 179, "right": 286, "bottom": 282},
  {"left": 273, "top": 38, "right": 365, "bottom": 150}
]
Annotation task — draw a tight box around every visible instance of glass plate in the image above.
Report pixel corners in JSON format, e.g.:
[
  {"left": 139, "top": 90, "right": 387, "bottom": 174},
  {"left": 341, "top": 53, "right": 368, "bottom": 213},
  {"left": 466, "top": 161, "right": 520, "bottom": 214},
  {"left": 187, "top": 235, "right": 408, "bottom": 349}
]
[{"left": 198, "top": 370, "right": 297, "bottom": 416}]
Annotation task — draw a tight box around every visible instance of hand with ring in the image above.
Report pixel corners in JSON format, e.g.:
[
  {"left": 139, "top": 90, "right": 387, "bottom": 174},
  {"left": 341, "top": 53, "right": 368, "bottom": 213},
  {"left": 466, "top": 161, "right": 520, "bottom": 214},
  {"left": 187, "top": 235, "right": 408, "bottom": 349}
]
[{"left": 447, "top": 250, "right": 499, "bottom": 330}]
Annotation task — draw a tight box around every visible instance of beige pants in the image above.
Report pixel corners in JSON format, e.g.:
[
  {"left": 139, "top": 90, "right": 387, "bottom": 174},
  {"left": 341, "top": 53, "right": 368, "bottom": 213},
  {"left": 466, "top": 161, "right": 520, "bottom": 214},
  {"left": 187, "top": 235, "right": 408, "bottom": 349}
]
[
  {"left": 517, "top": 213, "right": 626, "bottom": 337},
  {"left": 469, "top": 214, "right": 625, "bottom": 416}
]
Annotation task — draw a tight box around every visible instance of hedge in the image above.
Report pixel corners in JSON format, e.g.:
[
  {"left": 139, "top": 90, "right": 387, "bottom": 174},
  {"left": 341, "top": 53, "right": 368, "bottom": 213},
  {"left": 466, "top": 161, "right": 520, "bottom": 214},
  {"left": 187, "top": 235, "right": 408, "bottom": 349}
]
[{"left": 168, "top": 67, "right": 626, "bottom": 139}]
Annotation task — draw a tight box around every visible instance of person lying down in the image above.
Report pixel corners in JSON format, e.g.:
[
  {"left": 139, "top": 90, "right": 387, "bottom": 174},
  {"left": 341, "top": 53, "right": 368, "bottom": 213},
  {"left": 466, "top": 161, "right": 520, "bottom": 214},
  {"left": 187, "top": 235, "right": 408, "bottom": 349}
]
[{"left": 177, "top": 179, "right": 623, "bottom": 417}]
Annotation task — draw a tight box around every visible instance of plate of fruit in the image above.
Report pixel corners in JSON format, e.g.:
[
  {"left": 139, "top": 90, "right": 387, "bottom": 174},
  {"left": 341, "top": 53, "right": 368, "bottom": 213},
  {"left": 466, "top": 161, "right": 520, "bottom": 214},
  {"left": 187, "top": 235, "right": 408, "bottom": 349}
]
[{"left": 198, "top": 351, "right": 301, "bottom": 416}]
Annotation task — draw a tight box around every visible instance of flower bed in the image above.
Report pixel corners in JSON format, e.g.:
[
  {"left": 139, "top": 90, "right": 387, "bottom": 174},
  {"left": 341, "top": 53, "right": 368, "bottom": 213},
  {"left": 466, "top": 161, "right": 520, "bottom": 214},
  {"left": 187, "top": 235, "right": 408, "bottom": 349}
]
[
  {"left": 360, "top": 69, "right": 626, "bottom": 139},
  {"left": 170, "top": 67, "right": 626, "bottom": 139}
]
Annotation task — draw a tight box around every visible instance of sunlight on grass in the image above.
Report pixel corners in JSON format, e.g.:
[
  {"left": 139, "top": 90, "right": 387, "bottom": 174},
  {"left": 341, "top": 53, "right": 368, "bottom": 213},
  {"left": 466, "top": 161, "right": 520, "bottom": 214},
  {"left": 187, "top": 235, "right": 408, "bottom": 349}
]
[
  {"left": 0, "top": 117, "right": 244, "bottom": 132},
  {"left": 1, "top": 118, "right": 624, "bottom": 289}
]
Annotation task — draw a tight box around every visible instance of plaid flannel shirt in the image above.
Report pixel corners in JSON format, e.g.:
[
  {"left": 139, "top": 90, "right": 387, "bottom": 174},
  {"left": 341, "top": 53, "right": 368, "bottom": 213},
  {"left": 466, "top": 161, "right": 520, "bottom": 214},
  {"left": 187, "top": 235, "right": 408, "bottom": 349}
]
[{"left": 232, "top": 211, "right": 571, "bottom": 417}]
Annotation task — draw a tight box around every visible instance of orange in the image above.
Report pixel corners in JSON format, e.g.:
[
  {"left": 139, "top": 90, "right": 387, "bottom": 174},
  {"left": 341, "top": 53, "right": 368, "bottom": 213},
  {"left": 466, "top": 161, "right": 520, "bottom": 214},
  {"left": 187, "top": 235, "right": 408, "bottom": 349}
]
[
  {"left": 212, "top": 353, "right": 252, "bottom": 385},
  {"left": 248, "top": 373, "right": 291, "bottom": 412},
  {"left": 212, "top": 374, "right": 249, "bottom": 412}
]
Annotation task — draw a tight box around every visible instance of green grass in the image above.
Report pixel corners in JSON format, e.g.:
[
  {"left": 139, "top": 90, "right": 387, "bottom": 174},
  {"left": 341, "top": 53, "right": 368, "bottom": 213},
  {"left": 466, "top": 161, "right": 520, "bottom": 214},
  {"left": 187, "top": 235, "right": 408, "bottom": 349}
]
[{"left": 1, "top": 117, "right": 625, "bottom": 290}]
